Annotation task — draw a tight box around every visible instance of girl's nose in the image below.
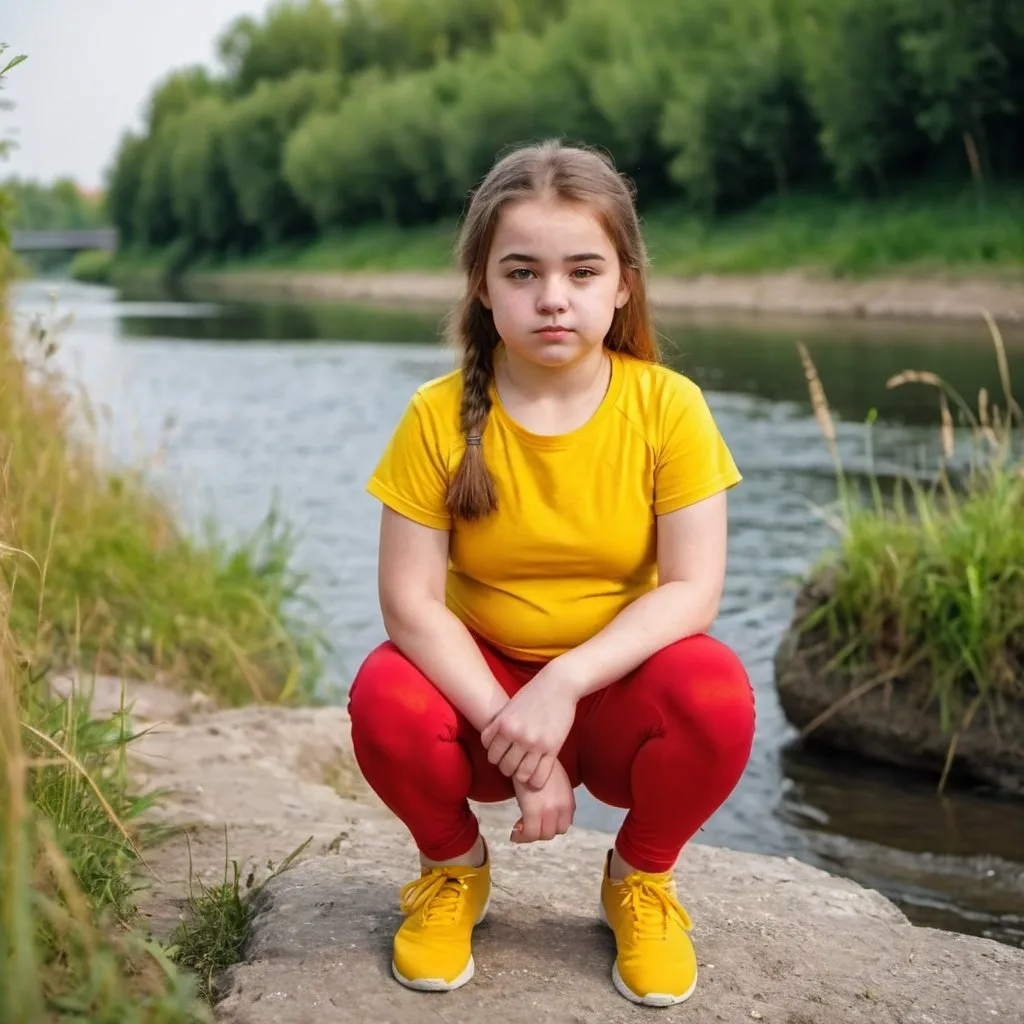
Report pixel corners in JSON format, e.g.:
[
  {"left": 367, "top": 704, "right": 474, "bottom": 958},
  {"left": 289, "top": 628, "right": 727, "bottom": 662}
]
[{"left": 537, "top": 278, "right": 569, "bottom": 314}]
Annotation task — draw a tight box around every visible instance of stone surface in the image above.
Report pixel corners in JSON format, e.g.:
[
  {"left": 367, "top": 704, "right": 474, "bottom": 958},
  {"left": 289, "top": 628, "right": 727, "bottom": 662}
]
[
  {"left": 773, "top": 584, "right": 1024, "bottom": 796},
  {"left": 94, "top": 682, "right": 1024, "bottom": 1024},
  {"left": 50, "top": 671, "right": 216, "bottom": 723},
  {"left": 216, "top": 833, "right": 1023, "bottom": 1024}
]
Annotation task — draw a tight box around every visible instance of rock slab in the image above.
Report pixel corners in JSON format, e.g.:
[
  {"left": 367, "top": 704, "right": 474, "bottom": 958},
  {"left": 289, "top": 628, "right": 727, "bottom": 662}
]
[
  {"left": 72, "top": 675, "right": 1022, "bottom": 1024},
  {"left": 216, "top": 827, "right": 1023, "bottom": 1024}
]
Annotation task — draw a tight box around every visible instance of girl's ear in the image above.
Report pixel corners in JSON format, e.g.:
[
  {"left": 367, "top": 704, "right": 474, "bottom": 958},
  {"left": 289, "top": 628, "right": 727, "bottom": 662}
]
[
  {"left": 615, "top": 271, "right": 631, "bottom": 310},
  {"left": 478, "top": 285, "right": 492, "bottom": 310}
]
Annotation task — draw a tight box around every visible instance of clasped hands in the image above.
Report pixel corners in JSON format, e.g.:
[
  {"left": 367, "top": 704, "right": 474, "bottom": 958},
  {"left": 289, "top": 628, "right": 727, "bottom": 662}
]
[{"left": 479, "top": 662, "right": 580, "bottom": 845}]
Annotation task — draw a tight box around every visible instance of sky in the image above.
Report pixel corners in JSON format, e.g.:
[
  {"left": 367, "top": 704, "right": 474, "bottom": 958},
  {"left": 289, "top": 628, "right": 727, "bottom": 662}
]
[{"left": 3, "top": 0, "right": 274, "bottom": 189}]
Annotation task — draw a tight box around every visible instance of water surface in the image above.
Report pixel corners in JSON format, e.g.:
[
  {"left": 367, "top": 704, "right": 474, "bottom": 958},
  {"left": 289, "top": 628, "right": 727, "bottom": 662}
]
[{"left": 12, "top": 278, "right": 1024, "bottom": 948}]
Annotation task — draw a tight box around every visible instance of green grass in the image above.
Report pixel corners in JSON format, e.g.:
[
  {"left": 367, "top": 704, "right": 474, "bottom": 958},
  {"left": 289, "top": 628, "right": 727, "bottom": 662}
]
[
  {"left": 797, "top": 313, "right": 1024, "bottom": 769},
  {"left": 1, "top": 302, "right": 327, "bottom": 706},
  {"left": 200, "top": 219, "right": 461, "bottom": 274},
  {"left": 1, "top": 288, "right": 316, "bottom": 1018},
  {"left": 642, "top": 188, "right": 1024, "bottom": 278},
  {"left": 1, "top": 603, "right": 211, "bottom": 1022},
  {"left": 91, "top": 186, "right": 1024, "bottom": 285},
  {"left": 167, "top": 836, "right": 310, "bottom": 1001}
]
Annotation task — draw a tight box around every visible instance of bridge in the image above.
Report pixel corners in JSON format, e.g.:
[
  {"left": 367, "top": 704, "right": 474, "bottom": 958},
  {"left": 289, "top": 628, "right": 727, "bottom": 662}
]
[{"left": 10, "top": 228, "right": 118, "bottom": 253}]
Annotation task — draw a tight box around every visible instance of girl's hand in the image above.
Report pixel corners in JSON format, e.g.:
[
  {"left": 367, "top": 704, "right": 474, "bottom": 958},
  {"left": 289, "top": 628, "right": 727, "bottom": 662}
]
[
  {"left": 510, "top": 758, "right": 576, "bottom": 843},
  {"left": 480, "top": 662, "right": 580, "bottom": 790}
]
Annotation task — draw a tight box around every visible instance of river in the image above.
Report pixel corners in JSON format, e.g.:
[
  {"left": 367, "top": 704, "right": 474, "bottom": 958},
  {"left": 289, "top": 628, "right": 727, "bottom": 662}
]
[{"left": 10, "top": 277, "right": 1024, "bottom": 949}]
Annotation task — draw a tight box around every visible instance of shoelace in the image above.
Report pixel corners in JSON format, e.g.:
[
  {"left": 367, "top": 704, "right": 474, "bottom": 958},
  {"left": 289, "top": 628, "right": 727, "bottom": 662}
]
[
  {"left": 619, "top": 876, "right": 694, "bottom": 941},
  {"left": 400, "top": 868, "right": 475, "bottom": 925}
]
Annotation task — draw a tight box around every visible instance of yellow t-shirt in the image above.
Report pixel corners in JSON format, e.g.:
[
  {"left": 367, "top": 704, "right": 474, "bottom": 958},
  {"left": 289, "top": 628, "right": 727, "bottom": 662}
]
[{"left": 367, "top": 349, "right": 741, "bottom": 661}]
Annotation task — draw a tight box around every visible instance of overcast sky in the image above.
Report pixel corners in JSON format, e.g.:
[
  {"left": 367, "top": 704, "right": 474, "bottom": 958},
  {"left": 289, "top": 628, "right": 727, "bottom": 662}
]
[{"left": 3, "top": 0, "right": 273, "bottom": 188}]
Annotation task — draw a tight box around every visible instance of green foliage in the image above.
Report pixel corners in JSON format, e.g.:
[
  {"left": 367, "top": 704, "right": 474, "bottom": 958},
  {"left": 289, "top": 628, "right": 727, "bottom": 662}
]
[
  {"left": 68, "top": 250, "right": 113, "bottom": 285},
  {"left": 800, "top": 316, "right": 1024, "bottom": 746},
  {"left": 200, "top": 187, "right": 1024, "bottom": 278},
  {"left": 2, "top": 304, "right": 327, "bottom": 706},
  {"left": 170, "top": 96, "right": 242, "bottom": 252},
  {"left": 659, "top": 0, "right": 814, "bottom": 209},
  {"left": 221, "top": 70, "right": 339, "bottom": 243},
  {"left": 2, "top": 177, "right": 106, "bottom": 231},
  {"left": 894, "top": 0, "right": 1024, "bottom": 164},
  {"left": 103, "top": 0, "right": 1024, "bottom": 266},
  {"left": 0, "top": 43, "right": 27, "bottom": 280},
  {"left": 105, "top": 132, "right": 148, "bottom": 249},
  {"left": 167, "top": 837, "right": 309, "bottom": 1001},
  {"left": 0, "top": 669, "right": 212, "bottom": 1024},
  {"left": 796, "top": 0, "right": 918, "bottom": 189},
  {"left": 133, "top": 119, "right": 183, "bottom": 249},
  {"left": 218, "top": 1, "right": 341, "bottom": 96}
]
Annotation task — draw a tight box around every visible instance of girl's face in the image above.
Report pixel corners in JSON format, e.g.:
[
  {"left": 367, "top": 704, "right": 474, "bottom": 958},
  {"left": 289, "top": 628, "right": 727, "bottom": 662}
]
[{"left": 481, "top": 197, "right": 630, "bottom": 371}]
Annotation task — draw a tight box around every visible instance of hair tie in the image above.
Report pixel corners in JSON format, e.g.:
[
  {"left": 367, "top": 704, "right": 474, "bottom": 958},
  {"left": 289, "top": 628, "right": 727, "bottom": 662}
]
[{"left": 465, "top": 435, "right": 482, "bottom": 446}]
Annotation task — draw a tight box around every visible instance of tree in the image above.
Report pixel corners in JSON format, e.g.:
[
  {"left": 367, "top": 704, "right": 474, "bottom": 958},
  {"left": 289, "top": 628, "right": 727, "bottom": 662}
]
[
  {"left": 105, "top": 133, "right": 147, "bottom": 247},
  {"left": 220, "top": 70, "right": 340, "bottom": 244},
  {"left": 133, "top": 119, "right": 183, "bottom": 248},
  {"left": 218, "top": 1, "right": 341, "bottom": 96},
  {"left": 795, "top": 0, "right": 919, "bottom": 191},
  {"left": 144, "top": 66, "right": 218, "bottom": 133},
  {"left": 170, "top": 96, "right": 243, "bottom": 253},
  {"left": 660, "top": 0, "right": 814, "bottom": 209},
  {"left": 893, "top": 0, "right": 1024, "bottom": 185}
]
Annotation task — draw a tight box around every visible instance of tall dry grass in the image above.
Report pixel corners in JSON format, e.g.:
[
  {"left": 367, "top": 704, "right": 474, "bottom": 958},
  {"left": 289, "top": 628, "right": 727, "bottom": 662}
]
[
  {"left": 0, "top": 297, "right": 326, "bottom": 705},
  {"left": 1, "top": 437, "right": 211, "bottom": 1022},
  {"left": 798, "top": 312, "right": 1024, "bottom": 766},
  {"left": 2, "top": 46, "right": 232, "bottom": 1019}
]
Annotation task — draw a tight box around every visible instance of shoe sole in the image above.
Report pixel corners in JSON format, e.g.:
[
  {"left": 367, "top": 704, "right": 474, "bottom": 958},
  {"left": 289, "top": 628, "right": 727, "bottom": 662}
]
[
  {"left": 598, "top": 898, "right": 697, "bottom": 1007},
  {"left": 391, "top": 893, "right": 491, "bottom": 993}
]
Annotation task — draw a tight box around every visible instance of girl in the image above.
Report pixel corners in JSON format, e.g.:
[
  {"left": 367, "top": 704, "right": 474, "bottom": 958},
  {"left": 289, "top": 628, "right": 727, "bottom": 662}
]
[{"left": 348, "top": 140, "right": 755, "bottom": 1008}]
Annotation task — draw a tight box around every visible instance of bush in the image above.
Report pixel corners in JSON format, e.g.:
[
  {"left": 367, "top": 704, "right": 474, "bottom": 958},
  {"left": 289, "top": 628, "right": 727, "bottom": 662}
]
[
  {"left": 68, "top": 249, "right": 113, "bottom": 284},
  {"left": 798, "top": 313, "right": 1024, "bottom": 742}
]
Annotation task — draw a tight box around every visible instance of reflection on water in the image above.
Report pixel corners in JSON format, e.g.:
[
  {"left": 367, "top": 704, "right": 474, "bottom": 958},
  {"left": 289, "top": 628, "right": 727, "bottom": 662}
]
[{"left": 11, "top": 278, "right": 1024, "bottom": 950}]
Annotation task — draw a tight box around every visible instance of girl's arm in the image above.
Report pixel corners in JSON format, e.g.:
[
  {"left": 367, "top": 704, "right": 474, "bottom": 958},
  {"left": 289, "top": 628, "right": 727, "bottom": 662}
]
[
  {"left": 480, "top": 490, "right": 730, "bottom": 788},
  {"left": 377, "top": 506, "right": 509, "bottom": 731}
]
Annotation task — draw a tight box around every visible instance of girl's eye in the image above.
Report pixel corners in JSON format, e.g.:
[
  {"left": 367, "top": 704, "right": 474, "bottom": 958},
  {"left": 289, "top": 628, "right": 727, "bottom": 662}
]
[
  {"left": 572, "top": 267, "right": 597, "bottom": 279},
  {"left": 508, "top": 268, "right": 534, "bottom": 281}
]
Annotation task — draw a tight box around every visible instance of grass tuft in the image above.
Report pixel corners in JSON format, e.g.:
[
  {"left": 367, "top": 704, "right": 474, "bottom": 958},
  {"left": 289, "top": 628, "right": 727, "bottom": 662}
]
[
  {"left": 167, "top": 834, "right": 311, "bottom": 1002},
  {"left": 798, "top": 311, "right": 1024, "bottom": 766}
]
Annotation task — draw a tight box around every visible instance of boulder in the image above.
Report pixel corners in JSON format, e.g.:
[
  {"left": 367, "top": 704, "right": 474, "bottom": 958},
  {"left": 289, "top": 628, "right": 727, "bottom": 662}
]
[{"left": 773, "top": 582, "right": 1024, "bottom": 796}]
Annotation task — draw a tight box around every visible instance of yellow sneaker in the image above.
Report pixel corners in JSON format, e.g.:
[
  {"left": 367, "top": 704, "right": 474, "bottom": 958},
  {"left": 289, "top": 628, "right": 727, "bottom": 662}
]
[
  {"left": 599, "top": 851, "right": 698, "bottom": 1006},
  {"left": 391, "top": 847, "right": 491, "bottom": 991}
]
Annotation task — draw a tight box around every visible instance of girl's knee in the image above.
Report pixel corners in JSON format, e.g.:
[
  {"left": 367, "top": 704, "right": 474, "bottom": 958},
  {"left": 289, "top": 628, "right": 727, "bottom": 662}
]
[
  {"left": 646, "top": 634, "right": 755, "bottom": 750},
  {"left": 348, "top": 642, "right": 454, "bottom": 757}
]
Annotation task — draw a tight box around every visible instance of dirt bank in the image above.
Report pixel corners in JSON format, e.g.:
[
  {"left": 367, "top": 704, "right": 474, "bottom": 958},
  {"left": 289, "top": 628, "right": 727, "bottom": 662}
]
[
  {"left": 61, "top": 674, "right": 1024, "bottom": 1024},
  {"left": 189, "top": 268, "right": 1024, "bottom": 322}
]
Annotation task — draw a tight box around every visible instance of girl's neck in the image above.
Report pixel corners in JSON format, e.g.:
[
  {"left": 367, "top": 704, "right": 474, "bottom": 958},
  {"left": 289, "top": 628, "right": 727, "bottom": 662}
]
[{"left": 497, "top": 343, "right": 610, "bottom": 401}]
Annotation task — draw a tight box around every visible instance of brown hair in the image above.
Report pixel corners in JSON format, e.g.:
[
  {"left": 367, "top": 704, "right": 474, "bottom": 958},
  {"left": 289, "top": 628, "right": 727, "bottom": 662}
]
[{"left": 445, "top": 139, "right": 659, "bottom": 522}]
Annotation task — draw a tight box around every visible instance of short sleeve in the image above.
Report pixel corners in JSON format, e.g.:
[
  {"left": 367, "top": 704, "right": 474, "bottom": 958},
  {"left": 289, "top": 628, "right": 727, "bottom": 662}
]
[
  {"left": 653, "top": 377, "right": 742, "bottom": 516},
  {"left": 366, "top": 392, "right": 453, "bottom": 530}
]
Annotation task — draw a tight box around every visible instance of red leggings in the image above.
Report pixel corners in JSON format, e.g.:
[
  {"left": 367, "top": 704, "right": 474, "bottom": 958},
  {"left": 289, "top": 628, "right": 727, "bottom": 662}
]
[{"left": 347, "top": 633, "right": 755, "bottom": 873}]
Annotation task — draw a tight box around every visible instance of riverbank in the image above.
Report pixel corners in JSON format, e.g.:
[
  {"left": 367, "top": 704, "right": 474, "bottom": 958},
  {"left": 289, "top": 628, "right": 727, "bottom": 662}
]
[
  {"left": 76, "top": 186, "right": 1024, "bottom": 323},
  {"left": 82, "top": 673, "right": 1024, "bottom": 1024},
  {"left": 182, "top": 267, "right": 1024, "bottom": 323}
]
